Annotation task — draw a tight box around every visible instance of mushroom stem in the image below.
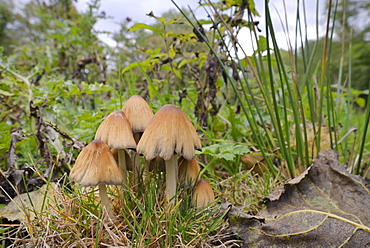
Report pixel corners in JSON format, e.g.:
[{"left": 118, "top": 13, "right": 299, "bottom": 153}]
[
  {"left": 133, "top": 152, "right": 140, "bottom": 190},
  {"left": 132, "top": 133, "right": 141, "bottom": 190},
  {"left": 165, "top": 155, "right": 178, "bottom": 202},
  {"left": 117, "top": 149, "right": 127, "bottom": 185},
  {"left": 98, "top": 184, "right": 114, "bottom": 218}
]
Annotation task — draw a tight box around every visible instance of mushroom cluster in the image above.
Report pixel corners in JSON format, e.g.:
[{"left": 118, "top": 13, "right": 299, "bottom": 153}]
[{"left": 69, "top": 96, "right": 215, "bottom": 217}]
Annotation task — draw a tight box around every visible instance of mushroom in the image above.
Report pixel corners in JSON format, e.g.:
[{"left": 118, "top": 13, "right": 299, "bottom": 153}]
[
  {"left": 111, "top": 148, "right": 133, "bottom": 171},
  {"left": 192, "top": 179, "right": 214, "bottom": 208},
  {"left": 137, "top": 104, "right": 201, "bottom": 201},
  {"left": 95, "top": 110, "right": 136, "bottom": 185},
  {"left": 121, "top": 95, "right": 154, "bottom": 187},
  {"left": 178, "top": 156, "right": 200, "bottom": 187},
  {"left": 121, "top": 95, "right": 154, "bottom": 142},
  {"left": 70, "top": 139, "right": 123, "bottom": 218}
]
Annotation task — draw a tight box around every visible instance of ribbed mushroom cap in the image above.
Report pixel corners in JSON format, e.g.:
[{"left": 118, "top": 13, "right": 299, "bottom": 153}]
[
  {"left": 95, "top": 110, "right": 136, "bottom": 149},
  {"left": 178, "top": 156, "right": 200, "bottom": 185},
  {"left": 70, "top": 139, "right": 124, "bottom": 187},
  {"left": 192, "top": 179, "right": 215, "bottom": 208},
  {"left": 121, "top": 95, "right": 154, "bottom": 133},
  {"left": 136, "top": 104, "right": 201, "bottom": 161}
]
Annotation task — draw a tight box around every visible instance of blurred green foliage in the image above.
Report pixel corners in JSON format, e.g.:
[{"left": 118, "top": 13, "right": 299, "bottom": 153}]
[{"left": 0, "top": 0, "right": 369, "bottom": 185}]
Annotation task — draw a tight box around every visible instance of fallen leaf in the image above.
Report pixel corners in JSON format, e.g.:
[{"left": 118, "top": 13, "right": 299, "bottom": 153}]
[
  {"left": 229, "top": 150, "right": 370, "bottom": 247},
  {"left": 240, "top": 152, "right": 268, "bottom": 176},
  {"left": 0, "top": 183, "right": 58, "bottom": 222}
]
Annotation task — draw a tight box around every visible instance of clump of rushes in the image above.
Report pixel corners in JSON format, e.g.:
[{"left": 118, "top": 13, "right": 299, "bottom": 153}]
[
  {"left": 121, "top": 95, "right": 154, "bottom": 187},
  {"left": 192, "top": 179, "right": 215, "bottom": 208},
  {"left": 69, "top": 139, "right": 123, "bottom": 218},
  {"left": 137, "top": 104, "right": 202, "bottom": 201},
  {"left": 95, "top": 110, "right": 136, "bottom": 185}
]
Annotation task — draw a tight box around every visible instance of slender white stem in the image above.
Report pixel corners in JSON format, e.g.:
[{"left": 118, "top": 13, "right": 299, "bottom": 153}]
[
  {"left": 98, "top": 184, "right": 114, "bottom": 218},
  {"left": 133, "top": 133, "right": 142, "bottom": 190},
  {"left": 117, "top": 149, "right": 127, "bottom": 185},
  {"left": 165, "top": 155, "right": 178, "bottom": 202},
  {"left": 133, "top": 152, "right": 140, "bottom": 190}
]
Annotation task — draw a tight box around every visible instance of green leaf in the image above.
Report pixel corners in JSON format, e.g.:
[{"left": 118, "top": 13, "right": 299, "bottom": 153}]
[
  {"left": 168, "top": 45, "right": 176, "bottom": 59},
  {"left": 0, "top": 89, "right": 14, "bottom": 96},
  {"left": 165, "top": 19, "right": 184, "bottom": 25},
  {"left": 349, "top": 88, "right": 365, "bottom": 96},
  {"left": 355, "top": 97, "right": 366, "bottom": 108},
  {"left": 129, "top": 23, "right": 163, "bottom": 36},
  {"left": 161, "top": 65, "right": 182, "bottom": 79},
  {"left": 156, "top": 17, "right": 166, "bottom": 23},
  {"left": 70, "top": 39, "right": 88, "bottom": 46},
  {"left": 257, "top": 35, "right": 268, "bottom": 52},
  {"left": 122, "top": 61, "right": 151, "bottom": 74},
  {"left": 198, "top": 19, "right": 213, "bottom": 25},
  {"left": 201, "top": 143, "right": 249, "bottom": 161},
  {"left": 46, "top": 34, "right": 66, "bottom": 41}
]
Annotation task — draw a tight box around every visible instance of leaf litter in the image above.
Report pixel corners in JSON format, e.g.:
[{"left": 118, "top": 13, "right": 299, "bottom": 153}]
[{"left": 228, "top": 150, "right": 370, "bottom": 247}]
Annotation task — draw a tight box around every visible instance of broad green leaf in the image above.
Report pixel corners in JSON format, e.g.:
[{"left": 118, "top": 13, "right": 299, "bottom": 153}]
[
  {"left": 355, "top": 97, "right": 366, "bottom": 108},
  {"left": 198, "top": 19, "right": 213, "bottom": 25},
  {"left": 46, "top": 34, "right": 65, "bottom": 41},
  {"left": 201, "top": 143, "right": 249, "bottom": 161},
  {"left": 349, "top": 88, "right": 365, "bottom": 96},
  {"left": 257, "top": 35, "right": 268, "bottom": 53},
  {"left": 160, "top": 65, "right": 182, "bottom": 79},
  {"left": 0, "top": 89, "right": 14, "bottom": 96},
  {"left": 70, "top": 39, "right": 88, "bottom": 46},
  {"left": 122, "top": 61, "right": 151, "bottom": 74},
  {"left": 168, "top": 45, "right": 176, "bottom": 59},
  {"left": 129, "top": 23, "right": 163, "bottom": 36},
  {"left": 165, "top": 19, "right": 184, "bottom": 25}
]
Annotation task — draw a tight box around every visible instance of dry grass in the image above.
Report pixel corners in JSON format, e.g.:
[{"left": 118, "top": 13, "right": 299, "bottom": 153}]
[{"left": 1, "top": 170, "right": 250, "bottom": 248}]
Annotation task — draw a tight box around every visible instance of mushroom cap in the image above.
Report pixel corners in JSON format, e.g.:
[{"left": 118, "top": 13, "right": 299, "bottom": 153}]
[
  {"left": 192, "top": 179, "right": 215, "bottom": 208},
  {"left": 136, "top": 104, "right": 202, "bottom": 161},
  {"left": 70, "top": 139, "right": 124, "bottom": 187},
  {"left": 178, "top": 156, "right": 200, "bottom": 186},
  {"left": 121, "top": 95, "right": 154, "bottom": 133},
  {"left": 95, "top": 110, "right": 136, "bottom": 149}
]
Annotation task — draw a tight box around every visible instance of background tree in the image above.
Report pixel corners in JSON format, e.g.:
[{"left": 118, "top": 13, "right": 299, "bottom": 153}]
[
  {"left": 2, "top": 0, "right": 109, "bottom": 83},
  {"left": 0, "top": 0, "right": 19, "bottom": 55}
]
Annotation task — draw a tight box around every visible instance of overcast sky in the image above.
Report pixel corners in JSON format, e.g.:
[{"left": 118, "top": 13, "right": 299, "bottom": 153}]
[{"left": 75, "top": 0, "right": 326, "bottom": 53}]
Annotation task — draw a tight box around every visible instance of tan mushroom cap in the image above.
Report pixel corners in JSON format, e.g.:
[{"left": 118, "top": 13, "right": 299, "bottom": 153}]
[
  {"left": 121, "top": 95, "right": 154, "bottom": 133},
  {"left": 70, "top": 139, "right": 124, "bottom": 187},
  {"left": 136, "top": 104, "right": 202, "bottom": 161},
  {"left": 95, "top": 110, "right": 136, "bottom": 149},
  {"left": 178, "top": 156, "right": 200, "bottom": 186},
  {"left": 192, "top": 179, "right": 215, "bottom": 208}
]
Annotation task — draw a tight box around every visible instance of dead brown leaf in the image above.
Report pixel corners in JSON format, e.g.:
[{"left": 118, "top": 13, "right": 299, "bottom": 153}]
[
  {"left": 0, "top": 183, "right": 58, "bottom": 222},
  {"left": 229, "top": 150, "right": 370, "bottom": 247},
  {"left": 240, "top": 152, "right": 267, "bottom": 176}
]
